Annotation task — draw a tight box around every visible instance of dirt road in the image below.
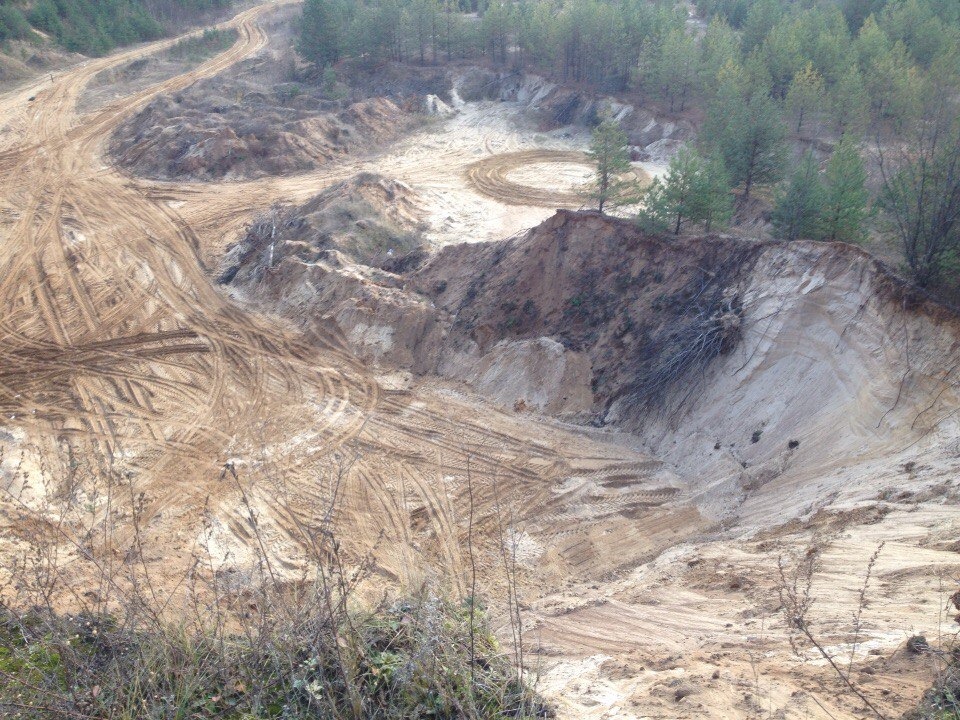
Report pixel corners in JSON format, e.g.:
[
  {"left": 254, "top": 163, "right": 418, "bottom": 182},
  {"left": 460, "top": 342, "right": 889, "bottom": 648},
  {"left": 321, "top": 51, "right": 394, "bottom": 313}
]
[
  {"left": 0, "top": 0, "right": 680, "bottom": 613},
  {"left": 0, "top": 1, "right": 371, "bottom": 551}
]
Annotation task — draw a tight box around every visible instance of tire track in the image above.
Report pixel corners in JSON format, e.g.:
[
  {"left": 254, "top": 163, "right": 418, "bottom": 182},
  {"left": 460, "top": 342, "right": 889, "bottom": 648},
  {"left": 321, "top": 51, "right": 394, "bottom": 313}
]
[{"left": 0, "top": 0, "right": 695, "bottom": 615}]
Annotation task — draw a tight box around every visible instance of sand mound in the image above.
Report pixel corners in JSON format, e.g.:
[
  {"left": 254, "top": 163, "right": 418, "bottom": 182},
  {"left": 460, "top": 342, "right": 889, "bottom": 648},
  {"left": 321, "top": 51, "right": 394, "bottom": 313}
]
[
  {"left": 112, "top": 90, "right": 412, "bottom": 181},
  {"left": 412, "top": 212, "right": 960, "bottom": 486},
  {"left": 232, "top": 208, "right": 960, "bottom": 476},
  {"left": 107, "top": 28, "right": 444, "bottom": 182}
]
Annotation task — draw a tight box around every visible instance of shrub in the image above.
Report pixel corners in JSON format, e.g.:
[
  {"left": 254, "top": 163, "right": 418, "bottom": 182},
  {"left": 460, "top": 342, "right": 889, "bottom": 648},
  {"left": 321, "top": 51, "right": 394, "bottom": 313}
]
[
  {"left": 0, "top": 6, "right": 33, "bottom": 42},
  {"left": 0, "top": 594, "right": 543, "bottom": 719},
  {"left": 0, "top": 456, "right": 542, "bottom": 720},
  {"left": 166, "top": 27, "right": 236, "bottom": 63}
]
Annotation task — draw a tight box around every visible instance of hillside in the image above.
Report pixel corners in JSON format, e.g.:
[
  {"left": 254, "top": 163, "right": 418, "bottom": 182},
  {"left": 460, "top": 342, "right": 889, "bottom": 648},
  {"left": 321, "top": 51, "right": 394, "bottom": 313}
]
[
  {"left": 221, "top": 197, "right": 960, "bottom": 717},
  {"left": 0, "top": 0, "right": 237, "bottom": 86}
]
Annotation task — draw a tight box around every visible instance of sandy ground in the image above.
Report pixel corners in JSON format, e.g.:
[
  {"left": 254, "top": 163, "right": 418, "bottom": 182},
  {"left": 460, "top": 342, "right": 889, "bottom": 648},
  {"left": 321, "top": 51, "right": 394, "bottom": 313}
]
[
  {"left": 0, "top": 3, "right": 957, "bottom": 720},
  {"left": 114, "top": 77, "right": 662, "bottom": 261}
]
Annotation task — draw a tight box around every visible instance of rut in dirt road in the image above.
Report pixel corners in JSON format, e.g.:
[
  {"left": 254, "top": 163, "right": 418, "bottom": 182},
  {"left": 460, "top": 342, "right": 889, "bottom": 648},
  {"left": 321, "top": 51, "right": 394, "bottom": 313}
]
[
  {"left": 0, "top": 1, "right": 376, "bottom": 533},
  {"left": 0, "top": 1, "right": 676, "bottom": 595}
]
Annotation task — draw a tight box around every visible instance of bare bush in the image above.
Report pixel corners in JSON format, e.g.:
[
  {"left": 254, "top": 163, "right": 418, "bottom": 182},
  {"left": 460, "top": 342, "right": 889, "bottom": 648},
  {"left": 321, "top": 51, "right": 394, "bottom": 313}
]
[
  {"left": 776, "top": 542, "right": 888, "bottom": 720},
  {"left": 622, "top": 268, "right": 743, "bottom": 416}
]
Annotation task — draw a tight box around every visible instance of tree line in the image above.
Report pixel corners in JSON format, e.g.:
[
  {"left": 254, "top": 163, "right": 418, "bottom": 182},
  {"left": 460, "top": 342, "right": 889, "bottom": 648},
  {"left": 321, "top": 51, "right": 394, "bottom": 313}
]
[
  {"left": 0, "top": 0, "right": 234, "bottom": 55},
  {"left": 299, "top": 0, "right": 485, "bottom": 68},
  {"left": 650, "top": 0, "right": 960, "bottom": 291},
  {"left": 299, "top": 0, "right": 960, "bottom": 293}
]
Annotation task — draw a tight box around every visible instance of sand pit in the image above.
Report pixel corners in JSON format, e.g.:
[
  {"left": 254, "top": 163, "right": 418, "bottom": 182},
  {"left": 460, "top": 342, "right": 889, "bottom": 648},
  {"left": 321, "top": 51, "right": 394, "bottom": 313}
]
[{"left": 0, "top": 3, "right": 958, "bottom": 720}]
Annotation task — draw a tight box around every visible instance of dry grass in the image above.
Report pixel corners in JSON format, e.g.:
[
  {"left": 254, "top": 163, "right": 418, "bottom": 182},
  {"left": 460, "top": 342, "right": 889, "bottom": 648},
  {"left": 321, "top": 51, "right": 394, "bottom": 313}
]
[{"left": 0, "top": 452, "right": 546, "bottom": 720}]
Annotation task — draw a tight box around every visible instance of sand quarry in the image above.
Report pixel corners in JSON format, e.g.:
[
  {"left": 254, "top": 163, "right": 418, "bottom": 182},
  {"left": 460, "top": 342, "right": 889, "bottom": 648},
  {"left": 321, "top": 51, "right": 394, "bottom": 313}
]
[{"left": 0, "top": 2, "right": 959, "bottom": 719}]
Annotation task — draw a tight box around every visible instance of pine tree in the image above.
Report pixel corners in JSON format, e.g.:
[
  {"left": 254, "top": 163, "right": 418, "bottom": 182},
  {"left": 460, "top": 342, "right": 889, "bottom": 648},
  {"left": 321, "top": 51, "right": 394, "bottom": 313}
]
[
  {"left": 742, "top": 0, "right": 783, "bottom": 53},
  {"left": 703, "top": 86, "right": 788, "bottom": 202},
  {"left": 639, "top": 148, "right": 731, "bottom": 234},
  {"left": 588, "top": 119, "right": 637, "bottom": 213},
  {"left": 698, "top": 18, "right": 742, "bottom": 94},
  {"left": 856, "top": 15, "right": 921, "bottom": 124},
  {"left": 299, "top": 0, "right": 349, "bottom": 67},
  {"left": 821, "top": 140, "right": 869, "bottom": 243},
  {"left": 694, "top": 153, "right": 734, "bottom": 231},
  {"left": 481, "top": 1, "right": 510, "bottom": 65},
  {"left": 656, "top": 28, "right": 699, "bottom": 112},
  {"left": 772, "top": 151, "right": 825, "bottom": 241},
  {"left": 829, "top": 65, "right": 869, "bottom": 138},
  {"left": 785, "top": 63, "right": 825, "bottom": 134},
  {"left": 408, "top": 0, "right": 439, "bottom": 64},
  {"left": 0, "top": 6, "right": 33, "bottom": 42},
  {"left": 879, "top": 125, "right": 960, "bottom": 287}
]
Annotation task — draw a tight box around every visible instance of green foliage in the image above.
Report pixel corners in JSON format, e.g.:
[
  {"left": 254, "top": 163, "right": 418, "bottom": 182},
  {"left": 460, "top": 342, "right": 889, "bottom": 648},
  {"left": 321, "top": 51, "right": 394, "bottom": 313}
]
[
  {"left": 820, "top": 140, "right": 868, "bottom": 244},
  {"left": 298, "top": 0, "right": 455, "bottom": 69},
  {"left": 0, "top": 597, "right": 543, "bottom": 720},
  {"left": 292, "top": 0, "right": 958, "bottom": 144},
  {"left": 321, "top": 65, "right": 346, "bottom": 99},
  {"left": 0, "top": 6, "right": 34, "bottom": 42},
  {"left": 587, "top": 118, "right": 638, "bottom": 213},
  {"left": 878, "top": 110, "right": 960, "bottom": 288},
  {"left": 640, "top": 147, "right": 731, "bottom": 234},
  {"left": 481, "top": 0, "right": 510, "bottom": 65},
  {"left": 23, "top": 0, "right": 233, "bottom": 57},
  {"left": 296, "top": 0, "right": 684, "bottom": 90},
  {"left": 828, "top": 65, "right": 869, "bottom": 138},
  {"left": 698, "top": 17, "right": 741, "bottom": 91},
  {"left": 881, "top": 0, "right": 957, "bottom": 66},
  {"left": 856, "top": 15, "right": 922, "bottom": 125},
  {"left": 784, "top": 63, "right": 824, "bottom": 134},
  {"left": 26, "top": 0, "right": 161, "bottom": 56},
  {"left": 652, "top": 27, "right": 698, "bottom": 112},
  {"left": 772, "top": 144, "right": 867, "bottom": 244},
  {"left": 741, "top": 0, "right": 784, "bottom": 53},
  {"left": 166, "top": 27, "right": 235, "bottom": 62},
  {"left": 299, "top": 0, "right": 351, "bottom": 68},
  {"left": 693, "top": 0, "right": 960, "bottom": 135},
  {"left": 702, "top": 79, "right": 788, "bottom": 201},
  {"left": 772, "top": 151, "right": 825, "bottom": 241}
]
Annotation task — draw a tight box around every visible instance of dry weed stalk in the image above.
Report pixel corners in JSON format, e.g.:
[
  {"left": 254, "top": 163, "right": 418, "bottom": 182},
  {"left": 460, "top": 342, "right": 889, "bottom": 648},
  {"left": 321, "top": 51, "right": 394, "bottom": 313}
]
[
  {"left": 0, "top": 442, "right": 544, "bottom": 719},
  {"left": 776, "top": 541, "right": 887, "bottom": 720}
]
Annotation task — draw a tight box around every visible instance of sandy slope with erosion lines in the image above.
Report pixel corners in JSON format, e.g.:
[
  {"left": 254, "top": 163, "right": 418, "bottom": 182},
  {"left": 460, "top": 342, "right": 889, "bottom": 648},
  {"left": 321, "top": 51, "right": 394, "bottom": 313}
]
[
  {"left": 1, "top": 3, "right": 959, "bottom": 720},
  {"left": 0, "top": 0, "right": 682, "bottom": 654}
]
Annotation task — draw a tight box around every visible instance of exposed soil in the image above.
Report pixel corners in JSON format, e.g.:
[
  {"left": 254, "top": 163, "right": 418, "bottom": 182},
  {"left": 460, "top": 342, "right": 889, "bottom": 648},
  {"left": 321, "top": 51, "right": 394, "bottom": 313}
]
[
  {"left": 457, "top": 66, "right": 694, "bottom": 161},
  {"left": 1, "top": 4, "right": 959, "bottom": 720},
  {"left": 465, "top": 149, "right": 648, "bottom": 207},
  {"left": 113, "top": 88, "right": 413, "bottom": 180},
  {"left": 0, "top": 41, "right": 79, "bottom": 90},
  {"left": 0, "top": 1, "right": 257, "bottom": 93},
  {"left": 77, "top": 29, "right": 241, "bottom": 114},
  {"left": 107, "top": 6, "right": 439, "bottom": 181},
  {"left": 220, "top": 171, "right": 426, "bottom": 285}
]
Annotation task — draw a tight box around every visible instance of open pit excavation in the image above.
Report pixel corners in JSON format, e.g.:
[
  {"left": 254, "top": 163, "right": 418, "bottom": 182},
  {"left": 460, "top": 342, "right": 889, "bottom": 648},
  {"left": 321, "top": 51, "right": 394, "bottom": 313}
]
[{"left": 0, "top": 2, "right": 959, "bottom": 719}]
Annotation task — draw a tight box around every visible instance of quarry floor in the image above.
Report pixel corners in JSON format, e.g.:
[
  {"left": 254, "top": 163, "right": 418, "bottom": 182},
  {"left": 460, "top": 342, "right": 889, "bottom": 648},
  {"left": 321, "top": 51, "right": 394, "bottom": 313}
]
[{"left": 0, "top": 3, "right": 958, "bottom": 719}]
